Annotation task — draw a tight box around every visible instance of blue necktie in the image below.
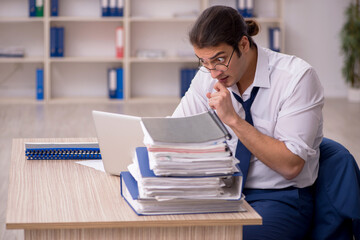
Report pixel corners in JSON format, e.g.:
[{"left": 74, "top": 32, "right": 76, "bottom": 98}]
[{"left": 232, "top": 87, "right": 260, "bottom": 188}]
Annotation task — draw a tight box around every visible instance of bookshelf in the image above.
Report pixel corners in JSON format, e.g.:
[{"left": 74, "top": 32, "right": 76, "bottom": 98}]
[{"left": 0, "top": 0, "right": 284, "bottom": 104}]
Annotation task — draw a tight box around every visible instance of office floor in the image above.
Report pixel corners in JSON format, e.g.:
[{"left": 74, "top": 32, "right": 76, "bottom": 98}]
[{"left": 0, "top": 98, "right": 359, "bottom": 240}]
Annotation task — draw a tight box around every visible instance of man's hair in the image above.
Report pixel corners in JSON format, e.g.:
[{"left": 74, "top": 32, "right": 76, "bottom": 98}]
[{"left": 189, "top": 6, "right": 259, "bottom": 56}]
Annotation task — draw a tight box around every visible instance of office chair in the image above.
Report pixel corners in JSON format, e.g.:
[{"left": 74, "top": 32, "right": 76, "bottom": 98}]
[{"left": 308, "top": 138, "right": 360, "bottom": 240}]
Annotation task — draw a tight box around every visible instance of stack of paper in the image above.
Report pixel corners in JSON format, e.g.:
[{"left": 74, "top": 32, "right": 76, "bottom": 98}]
[{"left": 120, "top": 111, "right": 244, "bottom": 215}]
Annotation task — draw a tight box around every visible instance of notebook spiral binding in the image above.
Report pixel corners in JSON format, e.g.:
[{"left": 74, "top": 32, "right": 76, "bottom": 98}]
[{"left": 25, "top": 143, "right": 102, "bottom": 160}]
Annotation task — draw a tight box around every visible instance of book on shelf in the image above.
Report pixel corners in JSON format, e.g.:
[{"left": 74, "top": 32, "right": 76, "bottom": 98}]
[
  {"left": 50, "top": 27, "right": 65, "bottom": 57},
  {"left": 180, "top": 68, "right": 197, "bottom": 97},
  {"left": 116, "top": 27, "right": 124, "bottom": 58},
  {"left": 29, "top": 0, "right": 36, "bottom": 17},
  {"left": 51, "top": 0, "right": 59, "bottom": 17},
  {"left": 269, "top": 27, "right": 281, "bottom": 52},
  {"left": 36, "top": 68, "right": 44, "bottom": 100},
  {"left": 107, "top": 67, "right": 124, "bottom": 99},
  {"left": 25, "top": 142, "right": 101, "bottom": 160},
  {"left": 35, "top": 0, "right": 44, "bottom": 17}
]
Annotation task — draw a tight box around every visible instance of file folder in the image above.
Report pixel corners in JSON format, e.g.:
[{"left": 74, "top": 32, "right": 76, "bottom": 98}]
[
  {"left": 101, "top": 0, "right": 110, "bottom": 17},
  {"left": 108, "top": 68, "right": 117, "bottom": 98},
  {"left": 29, "top": 0, "right": 36, "bottom": 17},
  {"left": 35, "top": 0, "right": 44, "bottom": 17},
  {"left": 116, "top": 27, "right": 124, "bottom": 58},
  {"left": 51, "top": 0, "right": 59, "bottom": 16},
  {"left": 116, "top": 68, "right": 124, "bottom": 99},
  {"left": 36, "top": 68, "right": 44, "bottom": 100}
]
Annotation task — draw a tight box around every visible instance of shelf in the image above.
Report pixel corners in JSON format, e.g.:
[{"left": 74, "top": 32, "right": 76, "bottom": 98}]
[
  {"left": 247, "top": 17, "right": 283, "bottom": 24},
  {"left": 50, "top": 17, "right": 124, "bottom": 23},
  {"left": 0, "top": 17, "right": 43, "bottom": 23},
  {"left": 130, "top": 57, "right": 197, "bottom": 63},
  {"left": 0, "top": 57, "right": 44, "bottom": 63},
  {"left": 48, "top": 97, "right": 125, "bottom": 104},
  {"left": 130, "top": 17, "right": 197, "bottom": 23},
  {"left": 128, "top": 96, "right": 181, "bottom": 104},
  {"left": 0, "top": 97, "right": 44, "bottom": 104},
  {"left": 50, "top": 57, "right": 123, "bottom": 63}
]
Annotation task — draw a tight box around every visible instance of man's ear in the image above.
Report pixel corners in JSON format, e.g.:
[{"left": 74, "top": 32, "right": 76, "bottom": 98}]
[{"left": 238, "top": 36, "right": 250, "bottom": 53}]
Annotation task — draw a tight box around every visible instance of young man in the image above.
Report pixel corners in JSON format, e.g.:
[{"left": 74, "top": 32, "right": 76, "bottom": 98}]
[{"left": 172, "top": 6, "right": 324, "bottom": 240}]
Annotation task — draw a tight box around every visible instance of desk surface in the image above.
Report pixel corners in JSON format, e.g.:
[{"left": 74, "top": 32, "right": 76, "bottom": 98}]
[{"left": 6, "top": 138, "right": 262, "bottom": 230}]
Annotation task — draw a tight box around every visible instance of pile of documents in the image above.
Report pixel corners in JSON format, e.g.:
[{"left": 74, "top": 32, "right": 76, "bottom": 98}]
[{"left": 120, "top": 111, "right": 244, "bottom": 215}]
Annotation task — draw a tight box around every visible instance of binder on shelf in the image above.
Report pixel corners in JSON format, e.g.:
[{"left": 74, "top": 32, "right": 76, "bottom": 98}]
[
  {"left": 116, "top": 27, "right": 124, "bottom": 58},
  {"left": 237, "top": 0, "right": 254, "bottom": 18},
  {"left": 50, "top": 27, "right": 65, "bottom": 57},
  {"left": 109, "top": 0, "right": 116, "bottom": 16},
  {"left": 116, "top": 68, "right": 124, "bottom": 99},
  {"left": 108, "top": 68, "right": 117, "bottom": 98},
  {"left": 36, "top": 68, "right": 44, "bottom": 100},
  {"left": 245, "top": 0, "right": 254, "bottom": 18},
  {"left": 25, "top": 142, "right": 102, "bottom": 160},
  {"left": 57, "top": 27, "right": 65, "bottom": 57},
  {"left": 180, "top": 68, "right": 197, "bottom": 97},
  {"left": 50, "top": 27, "right": 57, "bottom": 57},
  {"left": 101, "top": 0, "right": 110, "bottom": 17},
  {"left": 35, "top": 0, "right": 44, "bottom": 17},
  {"left": 236, "top": 0, "right": 246, "bottom": 17},
  {"left": 269, "top": 27, "right": 281, "bottom": 52},
  {"left": 51, "top": 0, "right": 59, "bottom": 17},
  {"left": 29, "top": 0, "right": 36, "bottom": 17},
  {"left": 117, "top": 0, "right": 124, "bottom": 17}
]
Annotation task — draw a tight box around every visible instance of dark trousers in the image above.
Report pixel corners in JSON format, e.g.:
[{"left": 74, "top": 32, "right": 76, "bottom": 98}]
[{"left": 243, "top": 187, "right": 313, "bottom": 240}]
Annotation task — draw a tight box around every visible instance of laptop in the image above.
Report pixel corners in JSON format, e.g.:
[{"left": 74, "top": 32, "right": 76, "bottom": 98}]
[{"left": 92, "top": 110, "right": 145, "bottom": 176}]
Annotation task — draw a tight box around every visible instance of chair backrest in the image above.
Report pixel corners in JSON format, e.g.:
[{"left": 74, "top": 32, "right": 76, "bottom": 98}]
[{"left": 310, "top": 138, "right": 360, "bottom": 240}]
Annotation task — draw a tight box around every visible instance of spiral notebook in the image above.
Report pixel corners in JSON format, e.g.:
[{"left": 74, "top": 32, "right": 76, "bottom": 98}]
[{"left": 25, "top": 142, "right": 101, "bottom": 160}]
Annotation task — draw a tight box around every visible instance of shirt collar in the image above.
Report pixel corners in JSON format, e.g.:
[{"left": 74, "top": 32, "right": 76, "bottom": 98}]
[{"left": 228, "top": 46, "right": 271, "bottom": 97}]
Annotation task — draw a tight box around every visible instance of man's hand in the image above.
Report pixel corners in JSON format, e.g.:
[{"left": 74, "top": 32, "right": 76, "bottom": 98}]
[{"left": 206, "top": 81, "right": 239, "bottom": 127}]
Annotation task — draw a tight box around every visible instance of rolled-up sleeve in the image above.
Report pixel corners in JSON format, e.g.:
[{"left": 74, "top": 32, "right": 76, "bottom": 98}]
[{"left": 275, "top": 68, "right": 324, "bottom": 162}]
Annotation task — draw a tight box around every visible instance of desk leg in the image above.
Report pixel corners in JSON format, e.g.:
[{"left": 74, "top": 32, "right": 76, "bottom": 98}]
[{"left": 25, "top": 225, "right": 243, "bottom": 240}]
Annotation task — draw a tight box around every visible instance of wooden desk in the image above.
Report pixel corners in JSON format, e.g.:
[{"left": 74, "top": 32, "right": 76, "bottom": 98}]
[{"left": 6, "top": 138, "right": 262, "bottom": 240}]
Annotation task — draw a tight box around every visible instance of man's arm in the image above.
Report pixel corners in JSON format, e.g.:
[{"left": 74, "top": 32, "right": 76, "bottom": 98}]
[{"left": 207, "top": 82, "right": 305, "bottom": 180}]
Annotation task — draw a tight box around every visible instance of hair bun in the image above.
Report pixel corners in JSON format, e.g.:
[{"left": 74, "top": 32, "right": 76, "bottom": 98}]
[{"left": 245, "top": 20, "right": 260, "bottom": 37}]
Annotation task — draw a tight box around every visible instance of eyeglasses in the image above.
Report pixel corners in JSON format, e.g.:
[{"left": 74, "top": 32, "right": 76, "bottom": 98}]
[{"left": 198, "top": 48, "right": 236, "bottom": 73}]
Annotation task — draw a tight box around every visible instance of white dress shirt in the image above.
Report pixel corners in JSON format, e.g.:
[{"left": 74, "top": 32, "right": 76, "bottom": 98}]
[{"left": 172, "top": 47, "right": 324, "bottom": 189}]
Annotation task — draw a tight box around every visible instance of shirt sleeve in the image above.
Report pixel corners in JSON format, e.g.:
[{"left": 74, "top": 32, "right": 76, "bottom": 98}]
[
  {"left": 172, "top": 72, "right": 212, "bottom": 117},
  {"left": 274, "top": 67, "right": 324, "bottom": 161}
]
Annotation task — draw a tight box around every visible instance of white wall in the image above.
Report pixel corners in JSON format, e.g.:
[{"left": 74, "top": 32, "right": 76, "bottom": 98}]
[{"left": 283, "top": 0, "right": 352, "bottom": 97}]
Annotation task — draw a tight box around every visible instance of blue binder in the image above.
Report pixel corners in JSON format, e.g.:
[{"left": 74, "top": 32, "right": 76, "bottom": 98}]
[
  {"left": 25, "top": 142, "right": 102, "bottom": 160},
  {"left": 269, "top": 27, "right": 281, "bottom": 52},
  {"left": 180, "top": 68, "right": 196, "bottom": 97},
  {"left": 236, "top": 0, "right": 246, "bottom": 17},
  {"left": 36, "top": 68, "right": 44, "bottom": 100},
  {"left": 29, "top": 0, "right": 36, "bottom": 17},
  {"left": 108, "top": 68, "right": 117, "bottom": 98},
  {"left": 101, "top": 0, "right": 110, "bottom": 17},
  {"left": 245, "top": 0, "right": 254, "bottom": 18},
  {"left": 117, "top": 0, "right": 124, "bottom": 17},
  {"left": 51, "top": 0, "right": 59, "bottom": 16},
  {"left": 57, "top": 27, "right": 64, "bottom": 57},
  {"left": 109, "top": 0, "right": 117, "bottom": 16},
  {"left": 50, "top": 27, "right": 57, "bottom": 57},
  {"left": 116, "top": 68, "right": 124, "bottom": 99}
]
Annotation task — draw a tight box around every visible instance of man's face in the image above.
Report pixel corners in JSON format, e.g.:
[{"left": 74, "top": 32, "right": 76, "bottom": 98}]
[{"left": 194, "top": 42, "right": 246, "bottom": 88}]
